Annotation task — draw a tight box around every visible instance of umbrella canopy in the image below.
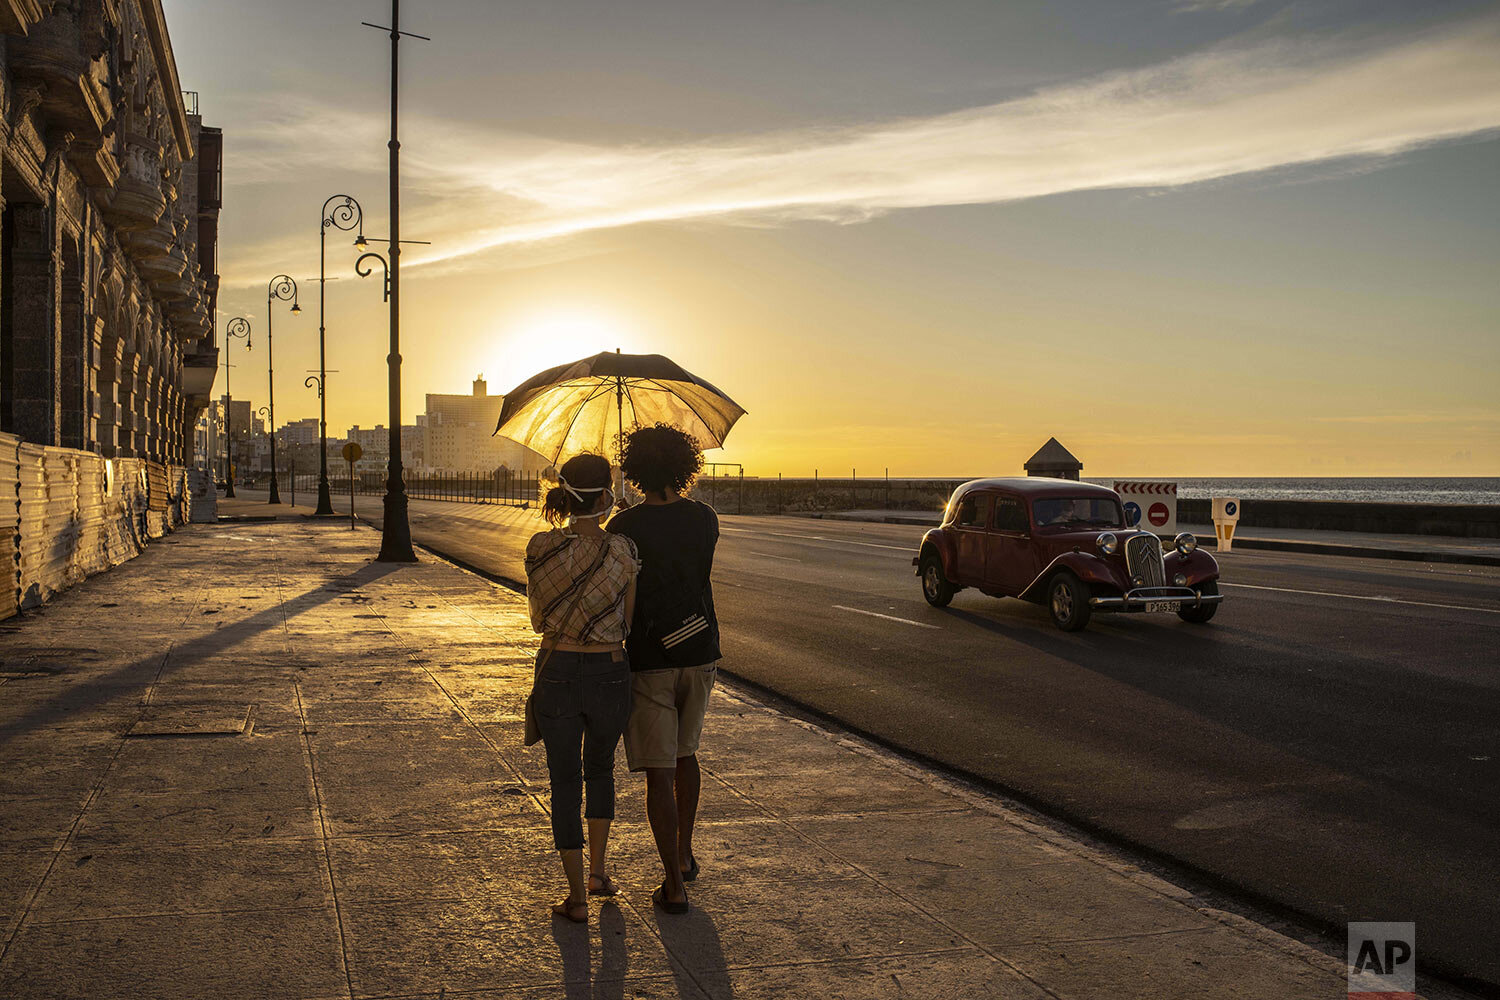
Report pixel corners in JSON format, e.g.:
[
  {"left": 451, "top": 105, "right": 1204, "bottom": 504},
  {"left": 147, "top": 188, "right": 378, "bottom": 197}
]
[{"left": 494, "top": 351, "right": 746, "bottom": 465}]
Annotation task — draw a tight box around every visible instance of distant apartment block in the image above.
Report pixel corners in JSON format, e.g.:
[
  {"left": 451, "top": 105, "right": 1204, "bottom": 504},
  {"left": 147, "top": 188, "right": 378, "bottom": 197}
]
[
  {"left": 280, "top": 418, "right": 320, "bottom": 448},
  {"left": 343, "top": 424, "right": 423, "bottom": 476},
  {"left": 424, "top": 376, "right": 544, "bottom": 474}
]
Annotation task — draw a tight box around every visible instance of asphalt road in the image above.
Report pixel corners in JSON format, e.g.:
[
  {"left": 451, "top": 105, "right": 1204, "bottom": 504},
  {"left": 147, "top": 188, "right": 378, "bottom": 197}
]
[{"left": 271, "top": 492, "right": 1500, "bottom": 986}]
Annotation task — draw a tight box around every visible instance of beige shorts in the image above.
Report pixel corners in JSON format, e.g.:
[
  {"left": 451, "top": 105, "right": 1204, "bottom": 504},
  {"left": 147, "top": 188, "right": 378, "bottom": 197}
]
[{"left": 624, "top": 664, "right": 718, "bottom": 772}]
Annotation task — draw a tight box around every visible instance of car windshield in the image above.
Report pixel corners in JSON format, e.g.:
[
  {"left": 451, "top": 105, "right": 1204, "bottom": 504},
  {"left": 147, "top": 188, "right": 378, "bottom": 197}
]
[{"left": 1033, "top": 497, "right": 1125, "bottom": 529}]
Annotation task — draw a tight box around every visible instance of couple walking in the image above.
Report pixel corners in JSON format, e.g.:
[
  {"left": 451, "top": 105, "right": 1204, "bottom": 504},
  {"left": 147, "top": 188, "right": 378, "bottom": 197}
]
[{"left": 523, "top": 424, "right": 720, "bottom": 922}]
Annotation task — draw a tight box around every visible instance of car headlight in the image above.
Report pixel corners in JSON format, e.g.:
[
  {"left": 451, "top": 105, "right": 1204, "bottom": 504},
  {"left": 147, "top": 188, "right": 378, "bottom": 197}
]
[
  {"left": 1174, "top": 573, "right": 1188, "bottom": 586},
  {"left": 1096, "top": 532, "right": 1118, "bottom": 556},
  {"left": 1174, "top": 532, "right": 1197, "bottom": 556}
]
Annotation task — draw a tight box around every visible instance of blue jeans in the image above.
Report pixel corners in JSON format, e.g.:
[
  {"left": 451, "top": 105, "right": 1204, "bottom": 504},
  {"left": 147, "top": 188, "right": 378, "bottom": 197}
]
[{"left": 534, "top": 649, "right": 632, "bottom": 850}]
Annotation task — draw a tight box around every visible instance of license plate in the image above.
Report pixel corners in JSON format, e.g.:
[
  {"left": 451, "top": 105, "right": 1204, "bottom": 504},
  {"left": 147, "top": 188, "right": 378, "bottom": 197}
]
[{"left": 1145, "top": 601, "right": 1181, "bottom": 613}]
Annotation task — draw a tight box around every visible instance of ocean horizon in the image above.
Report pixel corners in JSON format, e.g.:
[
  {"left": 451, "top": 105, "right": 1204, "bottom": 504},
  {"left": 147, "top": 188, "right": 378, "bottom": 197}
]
[
  {"left": 727, "top": 476, "right": 1500, "bottom": 506},
  {"left": 1087, "top": 477, "right": 1500, "bottom": 505}
]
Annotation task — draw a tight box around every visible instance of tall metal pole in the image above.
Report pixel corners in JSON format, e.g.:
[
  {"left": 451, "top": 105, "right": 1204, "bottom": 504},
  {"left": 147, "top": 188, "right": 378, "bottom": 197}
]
[
  {"left": 223, "top": 317, "right": 251, "bottom": 499},
  {"left": 265, "top": 275, "right": 299, "bottom": 505},
  {"left": 315, "top": 212, "right": 334, "bottom": 514},
  {"left": 315, "top": 197, "right": 364, "bottom": 517},
  {"left": 266, "top": 291, "right": 279, "bottom": 504},
  {"left": 376, "top": 0, "right": 418, "bottom": 561},
  {"left": 223, "top": 356, "right": 233, "bottom": 498}
]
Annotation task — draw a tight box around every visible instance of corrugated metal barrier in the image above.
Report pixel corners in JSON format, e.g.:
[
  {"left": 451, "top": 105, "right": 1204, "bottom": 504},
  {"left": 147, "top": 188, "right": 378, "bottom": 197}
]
[{"left": 1, "top": 432, "right": 191, "bottom": 619}]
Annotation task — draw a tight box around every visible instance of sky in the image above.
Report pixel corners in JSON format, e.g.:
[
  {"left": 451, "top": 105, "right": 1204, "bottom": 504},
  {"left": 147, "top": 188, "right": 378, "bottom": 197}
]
[{"left": 166, "top": 0, "right": 1500, "bottom": 477}]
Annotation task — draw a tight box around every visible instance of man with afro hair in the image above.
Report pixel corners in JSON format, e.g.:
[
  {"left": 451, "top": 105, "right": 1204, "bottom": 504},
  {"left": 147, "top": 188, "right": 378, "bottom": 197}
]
[{"left": 608, "top": 424, "right": 721, "bottom": 914}]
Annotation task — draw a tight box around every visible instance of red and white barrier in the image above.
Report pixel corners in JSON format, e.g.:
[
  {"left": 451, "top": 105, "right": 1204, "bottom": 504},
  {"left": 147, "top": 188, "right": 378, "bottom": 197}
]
[{"left": 1113, "top": 481, "right": 1178, "bottom": 536}]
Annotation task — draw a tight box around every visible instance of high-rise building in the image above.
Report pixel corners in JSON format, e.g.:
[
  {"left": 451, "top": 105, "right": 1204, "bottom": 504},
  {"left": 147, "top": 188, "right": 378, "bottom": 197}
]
[
  {"left": 280, "top": 419, "right": 320, "bottom": 448},
  {"left": 423, "top": 376, "right": 545, "bottom": 474},
  {"left": 340, "top": 424, "right": 425, "bottom": 475}
]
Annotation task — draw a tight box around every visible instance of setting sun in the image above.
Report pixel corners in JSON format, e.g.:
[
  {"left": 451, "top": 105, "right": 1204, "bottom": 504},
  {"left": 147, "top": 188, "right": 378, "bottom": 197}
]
[{"left": 482, "top": 307, "right": 638, "bottom": 395}]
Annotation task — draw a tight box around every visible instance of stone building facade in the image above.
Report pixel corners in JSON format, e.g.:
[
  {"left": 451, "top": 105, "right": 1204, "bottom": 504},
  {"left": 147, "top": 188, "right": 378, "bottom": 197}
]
[{"left": 0, "top": 0, "right": 220, "bottom": 463}]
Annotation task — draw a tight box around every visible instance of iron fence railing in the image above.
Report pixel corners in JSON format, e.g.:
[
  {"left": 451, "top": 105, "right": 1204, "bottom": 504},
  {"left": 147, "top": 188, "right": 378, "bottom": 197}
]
[
  {"left": 245, "top": 467, "right": 541, "bottom": 511},
  {"left": 349, "top": 469, "right": 541, "bottom": 507},
  {"left": 236, "top": 462, "right": 966, "bottom": 518}
]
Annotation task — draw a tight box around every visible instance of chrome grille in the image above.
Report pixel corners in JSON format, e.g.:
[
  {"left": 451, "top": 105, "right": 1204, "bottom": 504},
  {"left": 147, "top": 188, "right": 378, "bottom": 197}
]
[{"left": 1125, "top": 533, "right": 1166, "bottom": 588}]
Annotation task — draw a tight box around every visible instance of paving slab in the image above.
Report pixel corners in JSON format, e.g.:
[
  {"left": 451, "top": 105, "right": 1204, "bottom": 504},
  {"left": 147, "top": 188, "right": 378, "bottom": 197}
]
[
  {"left": 28, "top": 840, "right": 331, "bottom": 922},
  {"left": 1000, "top": 924, "right": 1346, "bottom": 999},
  {"left": 0, "top": 907, "right": 347, "bottom": 1000},
  {"left": 339, "top": 896, "right": 681, "bottom": 995},
  {"left": 0, "top": 514, "right": 1472, "bottom": 1000}
]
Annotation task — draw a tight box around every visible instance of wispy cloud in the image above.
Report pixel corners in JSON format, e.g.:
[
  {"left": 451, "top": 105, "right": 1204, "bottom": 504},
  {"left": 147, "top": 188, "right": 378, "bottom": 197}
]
[
  {"left": 220, "top": 14, "right": 1500, "bottom": 286},
  {"left": 1313, "top": 412, "right": 1500, "bottom": 425},
  {"left": 1172, "top": 0, "right": 1262, "bottom": 14}
]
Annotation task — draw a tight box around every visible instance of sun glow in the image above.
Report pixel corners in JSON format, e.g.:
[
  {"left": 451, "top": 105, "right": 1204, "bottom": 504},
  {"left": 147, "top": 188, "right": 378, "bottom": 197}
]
[{"left": 485, "top": 308, "right": 638, "bottom": 395}]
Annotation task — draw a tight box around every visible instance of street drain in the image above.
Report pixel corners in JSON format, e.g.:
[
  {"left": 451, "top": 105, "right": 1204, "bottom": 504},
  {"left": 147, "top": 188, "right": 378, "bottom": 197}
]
[{"left": 127, "top": 704, "right": 254, "bottom": 738}]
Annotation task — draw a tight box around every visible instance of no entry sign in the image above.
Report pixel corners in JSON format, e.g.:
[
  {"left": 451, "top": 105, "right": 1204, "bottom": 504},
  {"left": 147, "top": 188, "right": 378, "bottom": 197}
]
[{"left": 1113, "top": 481, "right": 1178, "bottom": 536}]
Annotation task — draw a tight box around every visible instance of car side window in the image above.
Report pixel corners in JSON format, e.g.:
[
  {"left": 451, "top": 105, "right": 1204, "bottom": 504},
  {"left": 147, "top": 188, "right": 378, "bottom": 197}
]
[
  {"left": 993, "top": 496, "right": 1028, "bottom": 533},
  {"left": 955, "top": 494, "right": 990, "bottom": 528}
]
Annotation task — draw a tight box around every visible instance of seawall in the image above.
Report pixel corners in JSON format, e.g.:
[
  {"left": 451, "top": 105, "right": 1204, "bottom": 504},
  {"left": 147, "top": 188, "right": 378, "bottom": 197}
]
[{"left": 687, "top": 477, "right": 1500, "bottom": 539}]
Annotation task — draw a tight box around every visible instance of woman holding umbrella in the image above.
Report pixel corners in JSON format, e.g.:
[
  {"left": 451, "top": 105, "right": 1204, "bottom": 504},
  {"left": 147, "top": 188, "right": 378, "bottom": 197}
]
[{"left": 524, "top": 453, "right": 640, "bottom": 923}]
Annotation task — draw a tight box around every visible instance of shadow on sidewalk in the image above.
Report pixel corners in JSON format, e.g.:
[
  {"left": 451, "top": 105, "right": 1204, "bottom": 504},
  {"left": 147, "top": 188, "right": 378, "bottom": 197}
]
[
  {"left": 656, "top": 905, "right": 732, "bottom": 999},
  {"left": 0, "top": 560, "right": 404, "bottom": 747},
  {"left": 551, "top": 901, "right": 630, "bottom": 999}
]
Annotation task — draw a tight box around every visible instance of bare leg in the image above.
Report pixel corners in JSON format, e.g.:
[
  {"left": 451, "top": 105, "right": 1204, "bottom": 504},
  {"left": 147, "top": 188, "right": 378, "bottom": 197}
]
[
  {"left": 553, "top": 848, "right": 588, "bottom": 921},
  {"left": 675, "top": 754, "right": 701, "bottom": 874},
  {"left": 587, "top": 817, "right": 614, "bottom": 893},
  {"left": 645, "top": 767, "right": 686, "bottom": 904}
]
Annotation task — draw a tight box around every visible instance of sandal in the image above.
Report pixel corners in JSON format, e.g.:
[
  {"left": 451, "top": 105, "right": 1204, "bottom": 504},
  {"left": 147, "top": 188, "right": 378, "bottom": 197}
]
[
  {"left": 652, "top": 883, "right": 689, "bottom": 915},
  {"left": 681, "top": 855, "right": 700, "bottom": 883},
  {"left": 551, "top": 897, "right": 588, "bottom": 923},
  {"left": 587, "top": 873, "right": 619, "bottom": 897}
]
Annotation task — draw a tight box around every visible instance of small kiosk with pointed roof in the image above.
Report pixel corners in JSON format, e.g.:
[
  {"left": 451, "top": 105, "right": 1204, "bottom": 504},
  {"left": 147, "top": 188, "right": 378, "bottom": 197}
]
[{"left": 1024, "top": 438, "right": 1082, "bottom": 481}]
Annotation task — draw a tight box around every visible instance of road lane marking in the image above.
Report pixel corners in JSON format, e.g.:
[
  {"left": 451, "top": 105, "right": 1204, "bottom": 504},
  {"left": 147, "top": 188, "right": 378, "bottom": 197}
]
[
  {"left": 1221, "top": 582, "right": 1500, "bottom": 614},
  {"left": 744, "top": 550, "right": 800, "bottom": 562},
  {"left": 832, "top": 605, "right": 942, "bottom": 629},
  {"left": 722, "top": 527, "right": 913, "bottom": 552}
]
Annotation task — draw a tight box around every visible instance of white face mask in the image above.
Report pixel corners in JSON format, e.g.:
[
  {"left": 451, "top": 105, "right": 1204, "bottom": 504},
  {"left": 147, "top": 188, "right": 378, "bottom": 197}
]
[{"left": 569, "top": 489, "right": 614, "bottom": 521}]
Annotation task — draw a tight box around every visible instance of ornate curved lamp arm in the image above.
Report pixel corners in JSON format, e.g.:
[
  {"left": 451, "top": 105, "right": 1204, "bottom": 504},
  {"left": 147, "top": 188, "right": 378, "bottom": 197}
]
[
  {"left": 257, "top": 406, "right": 272, "bottom": 420},
  {"left": 355, "top": 251, "right": 391, "bottom": 302},
  {"left": 323, "top": 194, "right": 365, "bottom": 244},
  {"left": 269, "top": 274, "right": 300, "bottom": 312},
  {"left": 304, "top": 375, "right": 323, "bottom": 398},
  {"left": 226, "top": 316, "right": 251, "bottom": 349}
]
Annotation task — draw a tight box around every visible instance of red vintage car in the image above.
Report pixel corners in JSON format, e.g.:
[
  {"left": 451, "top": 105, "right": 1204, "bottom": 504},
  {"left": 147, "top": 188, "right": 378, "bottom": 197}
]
[{"left": 913, "top": 478, "right": 1222, "bottom": 631}]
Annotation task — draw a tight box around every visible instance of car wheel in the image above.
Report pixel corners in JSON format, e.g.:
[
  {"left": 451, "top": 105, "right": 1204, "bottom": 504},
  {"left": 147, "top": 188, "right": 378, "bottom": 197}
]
[
  {"left": 920, "top": 553, "right": 956, "bottom": 608},
  {"left": 1178, "top": 581, "right": 1219, "bottom": 623},
  {"left": 1047, "top": 573, "right": 1091, "bottom": 631}
]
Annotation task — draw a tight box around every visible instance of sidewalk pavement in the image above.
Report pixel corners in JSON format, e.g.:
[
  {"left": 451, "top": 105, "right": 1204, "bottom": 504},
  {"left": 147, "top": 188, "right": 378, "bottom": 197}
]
[
  {"left": 807, "top": 510, "right": 1500, "bottom": 566},
  {"left": 0, "top": 513, "right": 1429, "bottom": 999}
]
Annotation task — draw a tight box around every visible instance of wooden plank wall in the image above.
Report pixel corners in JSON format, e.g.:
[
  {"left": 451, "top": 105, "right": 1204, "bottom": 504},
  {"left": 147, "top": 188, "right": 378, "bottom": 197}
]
[{"left": 0, "top": 433, "right": 193, "bottom": 619}]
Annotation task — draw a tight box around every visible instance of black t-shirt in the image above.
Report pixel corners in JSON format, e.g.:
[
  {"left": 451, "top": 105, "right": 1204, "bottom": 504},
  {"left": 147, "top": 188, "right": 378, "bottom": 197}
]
[{"left": 607, "top": 498, "right": 720, "bottom": 670}]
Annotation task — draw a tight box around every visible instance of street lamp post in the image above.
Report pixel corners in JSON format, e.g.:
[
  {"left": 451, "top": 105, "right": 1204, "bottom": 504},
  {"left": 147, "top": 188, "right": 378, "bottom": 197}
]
[
  {"left": 223, "top": 317, "right": 251, "bottom": 499},
  {"left": 316, "top": 195, "right": 366, "bottom": 516},
  {"left": 257, "top": 406, "right": 273, "bottom": 483},
  {"left": 265, "top": 275, "right": 301, "bottom": 504},
  {"left": 362, "top": 0, "right": 426, "bottom": 563}
]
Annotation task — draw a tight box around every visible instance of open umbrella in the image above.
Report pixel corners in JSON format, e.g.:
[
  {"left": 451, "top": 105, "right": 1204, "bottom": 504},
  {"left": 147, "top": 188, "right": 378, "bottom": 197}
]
[{"left": 493, "top": 350, "right": 746, "bottom": 465}]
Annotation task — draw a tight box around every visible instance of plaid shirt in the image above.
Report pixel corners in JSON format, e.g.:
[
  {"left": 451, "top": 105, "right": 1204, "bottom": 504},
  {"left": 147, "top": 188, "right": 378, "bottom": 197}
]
[{"left": 525, "top": 529, "right": 640, "bottom": 644}]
